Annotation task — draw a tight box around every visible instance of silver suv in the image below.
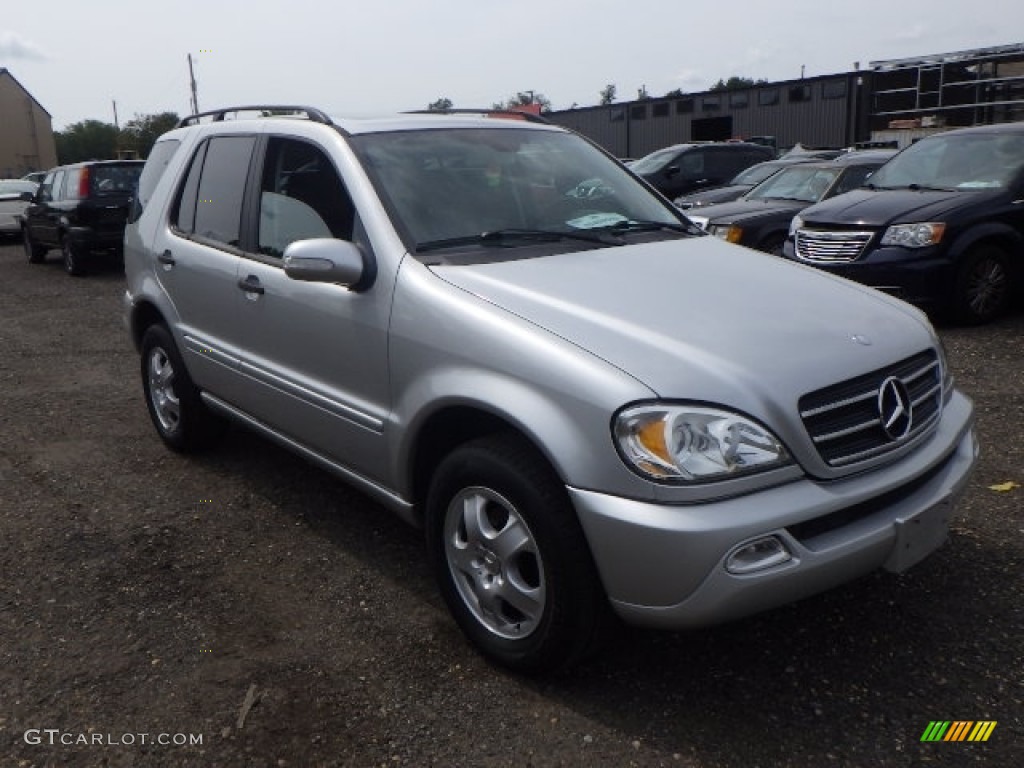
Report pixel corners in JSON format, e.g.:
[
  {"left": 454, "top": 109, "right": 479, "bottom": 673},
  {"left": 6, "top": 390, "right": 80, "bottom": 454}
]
[{"left": 124, "top": 106, "right": 977, "bottom": 671}]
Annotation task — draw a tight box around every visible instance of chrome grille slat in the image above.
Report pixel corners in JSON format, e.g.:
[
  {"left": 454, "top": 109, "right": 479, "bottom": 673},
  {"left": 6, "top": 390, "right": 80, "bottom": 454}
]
[
  {"left": 799, "top": 350, "right": 943, "bottom": 467},
  {"left": 795, "top": 229, "right": 874, "bottom": 263}
]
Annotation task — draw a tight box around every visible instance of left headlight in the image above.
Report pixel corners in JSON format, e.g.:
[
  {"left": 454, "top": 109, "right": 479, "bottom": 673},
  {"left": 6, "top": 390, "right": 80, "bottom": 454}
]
[
  {"left": 880, "top": 222, "right": 945, "bottom": 248},
  {"left": 614, "top": 404, "right": 792, "bottom": 483}
]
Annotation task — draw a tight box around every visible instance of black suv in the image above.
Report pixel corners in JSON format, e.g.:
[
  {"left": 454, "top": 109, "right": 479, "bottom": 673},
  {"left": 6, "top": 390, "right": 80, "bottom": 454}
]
[
  {"left": 784, "top": 123, "right": 1024, "bottom": 324},
  {"left": 630, "top": 142, "right": 774, "bottom": 199},
  {"left": 22, "top": 159, "right": 144, "bottom": 275}
]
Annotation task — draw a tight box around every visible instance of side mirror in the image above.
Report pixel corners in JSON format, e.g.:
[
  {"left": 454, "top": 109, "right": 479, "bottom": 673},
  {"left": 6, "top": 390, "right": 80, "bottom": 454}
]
[
  {"left": 19, "top": 191, "right": 35, "bottom": 202},
  {"left": 664, "top": 165, "right": 680, "bottom": 178},
  {"left": 283, "top": 238, "right": 371, "bottom": 290}
]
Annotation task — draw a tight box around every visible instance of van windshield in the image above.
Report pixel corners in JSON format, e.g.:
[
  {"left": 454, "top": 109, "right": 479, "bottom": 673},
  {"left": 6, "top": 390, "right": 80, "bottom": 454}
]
[{"left": 867, "top": 132, "right": 1024, "bottom": 191}]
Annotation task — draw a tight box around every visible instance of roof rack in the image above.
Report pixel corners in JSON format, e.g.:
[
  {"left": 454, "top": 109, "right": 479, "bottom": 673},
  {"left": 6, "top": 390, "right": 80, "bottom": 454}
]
[
  {"left": 403, "top": 108, "right": 551, "bottom": 125},
  {"left": 176, "top": 106, "right": 333, "bottom": 128}
]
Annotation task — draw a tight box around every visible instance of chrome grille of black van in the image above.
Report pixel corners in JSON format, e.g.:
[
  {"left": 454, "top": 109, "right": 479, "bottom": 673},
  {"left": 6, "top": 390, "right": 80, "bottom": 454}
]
[
  {"left": 795, "top": 229, "right": 873, "bottom": 262},
  {"left": 799, "top": 350, "right": 942, "bottom": 467}
]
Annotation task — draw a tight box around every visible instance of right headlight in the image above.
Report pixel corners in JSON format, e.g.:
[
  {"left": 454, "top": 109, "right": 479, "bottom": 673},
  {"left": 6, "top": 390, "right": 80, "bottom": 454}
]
[
  {"left": 880, "top": 222, "right": 945, "bottom": 248},
  {"left": 788, "top": 214, "right": 804, "bottom": 237},
  {"left": 614, "top": 404, "right": 792, "bottom": 483}
]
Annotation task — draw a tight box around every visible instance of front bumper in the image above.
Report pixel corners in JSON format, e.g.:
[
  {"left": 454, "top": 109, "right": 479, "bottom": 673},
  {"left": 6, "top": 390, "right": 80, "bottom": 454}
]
[
  {"left": 782, "top": 239, "right": 955, "bottom": 310},
  {"left": 571, "top": 391, "right": 976, "bottom": 629}
]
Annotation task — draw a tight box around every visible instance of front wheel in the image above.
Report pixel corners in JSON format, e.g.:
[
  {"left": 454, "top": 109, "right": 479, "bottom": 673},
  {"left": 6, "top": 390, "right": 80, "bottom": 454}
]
[
  {"left": 140, "top": 325, "right": 226, "bottom": 452},
  {"left": 954, "top": 244, "right": 1013, "bottom": 324},
  {"left": 426, "top": 434, "right": 608, "bottom": 672},
  {"left": 23, "top": 228, "right": 46, "bottom": 263}
]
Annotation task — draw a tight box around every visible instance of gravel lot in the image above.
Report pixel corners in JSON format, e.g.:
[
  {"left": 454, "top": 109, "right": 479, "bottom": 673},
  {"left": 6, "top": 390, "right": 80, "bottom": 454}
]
[{"left": 0, "top": 240, "right": 1020, "bottom": 767}]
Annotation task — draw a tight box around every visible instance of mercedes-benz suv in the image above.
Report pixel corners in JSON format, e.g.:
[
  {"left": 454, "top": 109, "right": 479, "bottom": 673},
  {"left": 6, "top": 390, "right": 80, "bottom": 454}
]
[{"left": 124, "top": 106, "right": 977, "bottom": 671}]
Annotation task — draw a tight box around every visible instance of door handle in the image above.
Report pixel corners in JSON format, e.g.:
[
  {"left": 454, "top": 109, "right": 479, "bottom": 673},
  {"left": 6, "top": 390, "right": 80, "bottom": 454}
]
[
  {"left": 237, "top": 275, "right": 265, "bottom": 295},
  {"left": 157, "top": 250, "right": 175, "bottom": 266}
]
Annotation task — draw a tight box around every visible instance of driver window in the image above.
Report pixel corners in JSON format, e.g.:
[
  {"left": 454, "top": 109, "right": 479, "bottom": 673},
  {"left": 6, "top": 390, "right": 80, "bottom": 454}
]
[
  {"left": 678, "top": 152, "right": 704, "bottom": 175},
  {"left": 258, "top": 137, "right": 355, "bottom": 258}
]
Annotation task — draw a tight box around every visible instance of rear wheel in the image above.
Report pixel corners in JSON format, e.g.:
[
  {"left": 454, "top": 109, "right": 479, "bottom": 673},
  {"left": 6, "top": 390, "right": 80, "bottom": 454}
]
[
  {"left": 954, "top": 244, "right": 1012, "bottom": 324},
  {"left": 62, "top": 237, "right": 86, "bottom": 277},
  {"left": 140, "top": 324, "right": 226, "bottom": 452},
  {"left": 23, "top": 228, "right": 46, "bottom": 263},
  {"left": 426, "top": 434, "right": 608, "bottom": 672}
]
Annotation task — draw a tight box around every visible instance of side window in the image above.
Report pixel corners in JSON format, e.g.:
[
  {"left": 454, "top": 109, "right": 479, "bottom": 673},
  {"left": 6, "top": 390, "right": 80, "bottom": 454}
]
[
  {"left": 257, "top": 137, "right": 355, "bottom": 258},
  {"left": 51, "top": 170, "right": 67, "bottom": 201},
  {"left": 678, "top": 151, "right": 704, "bottom": 176},
  {"left": 180, "top": 136, "right": 256, "bottom": 247},
  {"left": 64, "top": 168, "right": 83, "bottom": 200},
  {"left": 833, "top": 166, "right": 873, "bottom": 196},
  {"left": 131, "top": 139, "right": 181, "bottom": 223},
  {"left": 38, "top": 171, "right": 57, "bottom": 202},
  {"left": 173, "top": 141, "right": 208, "bottom": 235}
]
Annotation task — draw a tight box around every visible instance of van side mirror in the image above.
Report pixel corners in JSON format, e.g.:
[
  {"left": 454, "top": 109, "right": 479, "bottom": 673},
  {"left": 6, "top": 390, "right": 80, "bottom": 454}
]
[{"left": 19, "top": 191, "right": 34, "bottom": 202}]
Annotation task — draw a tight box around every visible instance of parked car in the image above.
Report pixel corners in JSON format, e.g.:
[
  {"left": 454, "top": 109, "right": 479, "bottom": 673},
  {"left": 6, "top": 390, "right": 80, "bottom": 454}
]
[
  {"left": 21, "top": 171, "right": 48, "bottom": 185},
  {"left": 21, "top": 159, "right": 144, "bottom": 275},
  {"left": 785, "top": 123, "right": 1024, "bottom": 324},
  {"left": 125, "top": 106, "right": 975, "bottom": 672},
  {"left": 673, "top": 156, "right": 821, "bottom": 209},
  {"left": 0, "top": 179, "right": 38, "bottom": 237},
  {"left": 630, "top": 142, "right": 774, "bottom": 199},
  {"left": 686, "top": 151, "right": 895, "bottom": 254}
]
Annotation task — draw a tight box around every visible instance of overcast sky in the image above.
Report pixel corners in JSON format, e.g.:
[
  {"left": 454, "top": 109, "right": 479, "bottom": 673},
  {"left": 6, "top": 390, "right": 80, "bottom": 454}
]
[{"left": 4, "top": 0, "right": 1024, "bottom": 130}]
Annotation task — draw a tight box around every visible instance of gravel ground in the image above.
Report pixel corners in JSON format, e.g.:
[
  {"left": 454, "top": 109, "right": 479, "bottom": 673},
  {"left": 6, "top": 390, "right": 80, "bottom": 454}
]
[{"left": 0, "top": 240, "right": 1020, "bottom": 767}]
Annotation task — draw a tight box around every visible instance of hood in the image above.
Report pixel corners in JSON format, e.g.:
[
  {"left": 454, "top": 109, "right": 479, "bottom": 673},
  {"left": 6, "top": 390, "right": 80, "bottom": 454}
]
[
  {"left": 800, "top": 187, "right": 996, "bottom": 227},
  {"left": 699, "top": 198, "right": 805, "bottom": 225},
  {"left": 431, "top": 238, "right": 935, "bottom": 418},
  {"left": 676, "top": 185, "right": 751, "bottom": 207}
]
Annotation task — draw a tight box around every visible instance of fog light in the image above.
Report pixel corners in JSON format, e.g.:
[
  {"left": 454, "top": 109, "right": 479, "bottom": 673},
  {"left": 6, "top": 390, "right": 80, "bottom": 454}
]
[{"left": 726, "top": 536, "right": 792, "bottom": 574}]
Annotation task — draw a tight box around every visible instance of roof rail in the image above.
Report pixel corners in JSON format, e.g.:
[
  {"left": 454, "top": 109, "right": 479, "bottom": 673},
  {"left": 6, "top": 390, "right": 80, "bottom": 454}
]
[
  {"left": 404, "top": 108, "right": 551, "bottom": 125},
  {"left": 176, "top": 106, "right": 333, "bottom": 128}
]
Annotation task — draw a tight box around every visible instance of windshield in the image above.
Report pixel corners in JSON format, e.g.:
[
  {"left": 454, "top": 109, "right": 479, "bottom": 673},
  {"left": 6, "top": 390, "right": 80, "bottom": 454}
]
[
  {"left": 629, "top": 145, "right": 686, "bottom": 174},
  {"left": 746, "top": 165, "right": 840, "bottom": 203},
  {"left": 350, "top": 128, "right": 684, "bottom": 252},
  {"left": 731, "top": 162, "right": 785, "bottom": 186},
  {"left": 92, "top": 164, "right": 143, "bottom": 195},
  {"left": 867, "top": 132, "right": 1024, "bottom": 190}
]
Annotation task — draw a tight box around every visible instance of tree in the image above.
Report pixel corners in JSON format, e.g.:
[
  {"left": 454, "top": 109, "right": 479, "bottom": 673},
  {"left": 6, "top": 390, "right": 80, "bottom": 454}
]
[
  {"left": 120, "top": 112, "right": 181, "bottom": 158},
  {"left": 55, "top": 120, "right": 119, "bottom": 164},
  {"left": 664, "top": 88, "right": 687, "bottom": 98},
  {"left": 709, "top": 76, "right": 768, "bottom": 92},
  {"left": 599, "top": 84, "right": 617, "bottom": 105},
  {"left": 428, "top": 97, "right": 453, "bottom": 112},
  {"left": 492, "top": 91, "right": 552, "bottom": 113}
]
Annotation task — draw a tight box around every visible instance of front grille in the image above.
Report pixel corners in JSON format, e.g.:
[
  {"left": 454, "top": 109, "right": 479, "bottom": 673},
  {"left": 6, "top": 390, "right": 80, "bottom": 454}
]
[
  {"left": 799, "top": 350, "right": 942, "bottom": 467},
  {"left": 795, "top": 229, "right": 874, "bottom": 262}
]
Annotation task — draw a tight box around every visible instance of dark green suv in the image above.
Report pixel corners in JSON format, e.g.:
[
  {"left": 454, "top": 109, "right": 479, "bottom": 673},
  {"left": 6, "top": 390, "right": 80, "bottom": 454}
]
[{"left": 22, "top": 159, "right": 144, "bottom": 276}]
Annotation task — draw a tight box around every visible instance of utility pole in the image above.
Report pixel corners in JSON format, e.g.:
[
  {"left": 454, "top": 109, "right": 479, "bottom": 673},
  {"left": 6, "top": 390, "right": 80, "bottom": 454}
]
[
  {"left": 112, "top": 100, "right": 119, "bottom": 130},
  {"left": 188, "top": 53, "right": 199, "bottom": 115}
]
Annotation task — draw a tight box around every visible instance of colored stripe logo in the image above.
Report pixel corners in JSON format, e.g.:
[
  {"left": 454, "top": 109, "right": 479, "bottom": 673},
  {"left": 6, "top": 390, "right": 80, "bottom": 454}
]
[{"left": 920, "top": 721, "right": 997, "bottom": 742}]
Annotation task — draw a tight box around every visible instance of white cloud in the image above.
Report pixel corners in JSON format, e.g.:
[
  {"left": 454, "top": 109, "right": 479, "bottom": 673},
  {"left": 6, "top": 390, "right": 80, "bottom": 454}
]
[{"left": 0, "top": 31, "right": 48, "bottom": 60}]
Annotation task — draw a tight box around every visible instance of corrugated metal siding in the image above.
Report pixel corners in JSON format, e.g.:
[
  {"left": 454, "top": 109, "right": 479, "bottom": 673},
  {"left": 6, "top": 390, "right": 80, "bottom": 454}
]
[{"left": 549, "top": 75, "right": 858, "bottom": 157}]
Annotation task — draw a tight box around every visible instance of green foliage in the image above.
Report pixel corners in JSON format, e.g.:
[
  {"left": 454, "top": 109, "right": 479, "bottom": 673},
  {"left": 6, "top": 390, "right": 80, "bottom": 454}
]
[
  {"left": 428, "top": 97, "right": 453, "bottom": 111},
  {"left": 664, "top": 88, "right": 687, "bottom": 98},
  {"left": 55, "top": 120, "right": 119, "bottom": 164},
  {"left": 709, "top": 76, "right": 768, "bottom": 92},
  {"left": 55, "top": 112, "right": 181, "bottom": 164},
  {"left": 599, "top": 84, "right": 617, "bottom": 105},
  {"left": 492, "top": 91, "right": 552, "bottom": 113}
]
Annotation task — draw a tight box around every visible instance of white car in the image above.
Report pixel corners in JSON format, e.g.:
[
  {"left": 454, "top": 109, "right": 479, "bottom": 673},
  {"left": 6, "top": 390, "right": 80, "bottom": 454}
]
[{"left": 0, "top": 179, "right": 38, "bottom": 234}]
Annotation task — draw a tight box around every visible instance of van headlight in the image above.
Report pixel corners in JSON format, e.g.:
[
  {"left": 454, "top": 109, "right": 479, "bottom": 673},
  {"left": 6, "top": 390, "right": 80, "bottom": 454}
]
[
  {"left": 880, "top": 222, "right": 945, "bottom": 248},
  {"left": 709, "top": 224, "right": 743, "bottom": 243},
  {"left": 614, "top": 404, "right": 791, "bottom": 482},
  {"left": 788, "top": 215, "right": 804, "bottom": 237}
]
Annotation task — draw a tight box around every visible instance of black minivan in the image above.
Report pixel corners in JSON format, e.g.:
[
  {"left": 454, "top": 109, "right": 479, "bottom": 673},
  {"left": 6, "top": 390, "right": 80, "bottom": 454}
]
[
  {"left": 631, "top": 142, "right": 774, "bottom": 199},
  {"left": 22, "top": 160, "right": 144, "bottom": 276},
  {"left": 784, "top": 123, "right": 1024, "bottom": 324}
]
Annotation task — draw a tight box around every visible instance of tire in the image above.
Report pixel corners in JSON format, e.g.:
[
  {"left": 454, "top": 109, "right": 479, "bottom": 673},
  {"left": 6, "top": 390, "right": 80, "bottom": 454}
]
[
  {"left": 23, "top": 228, "right": 46, "bottom": 263},
  {"left": 426, "top": 433, "right": 608, "bottom": 672},
  {"left": 140, "top": 324, "right": 226, "bottom": 452},
  {"left": 954, "top": 244, "right": 1012, "bottom": 325},
  {"left": 62, "top": 237, "right": 86, "bottom": 277}
]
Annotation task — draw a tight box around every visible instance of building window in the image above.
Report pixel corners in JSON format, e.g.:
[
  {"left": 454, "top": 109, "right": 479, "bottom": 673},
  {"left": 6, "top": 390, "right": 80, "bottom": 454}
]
[
  {"left": 630, "top": 104, "right": 647, "bottom": 120},
  {"left": 729, "top": 92, "right": 749, "bottom": 109},
  {"left": 652, "top": 102, "right": 669, "bottom": 118},
  {"left": 788, "top": 85, "right": 812, "bottom": 103},
  {"left": 675, "top": 98, "right": 694, "bottom": 114},
  {"left": 702, "top": 96, "right": 720, "bottom": 111},
  {"left": 822, "top": 80, "right": 848, "bottom": 100},
  {"left": 758, "top": 89, "right": 779, "bottom": 106},
  {"left": 609, "top": 108, "right": 625, "bottom": 123}
]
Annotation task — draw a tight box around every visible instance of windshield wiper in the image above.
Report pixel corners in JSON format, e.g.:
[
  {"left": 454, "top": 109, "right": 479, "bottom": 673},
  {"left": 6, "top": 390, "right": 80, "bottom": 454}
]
[
  {"left": 606, "top": 219, "right": 702, "bottom": 236},
  {"left": 417, "top": 228, "right": 615, "bottom": 252}
]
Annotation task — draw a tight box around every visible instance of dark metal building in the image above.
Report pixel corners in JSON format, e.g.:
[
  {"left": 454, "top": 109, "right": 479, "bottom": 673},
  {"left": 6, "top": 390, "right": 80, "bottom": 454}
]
[{"left": 547, "top": 43, "right": 1024, "bottom": 159}]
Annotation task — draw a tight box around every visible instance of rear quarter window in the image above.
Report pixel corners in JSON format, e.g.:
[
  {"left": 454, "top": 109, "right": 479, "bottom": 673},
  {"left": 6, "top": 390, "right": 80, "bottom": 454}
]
[{"left": 131, "top": 141, "right": 181, "bottom": 221}]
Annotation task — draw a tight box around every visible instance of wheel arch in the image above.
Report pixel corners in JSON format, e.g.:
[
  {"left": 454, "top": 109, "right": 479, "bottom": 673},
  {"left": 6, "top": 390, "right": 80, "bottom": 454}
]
[{"left": 129, "top": 299, "right": 169, "bottom": 352}]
